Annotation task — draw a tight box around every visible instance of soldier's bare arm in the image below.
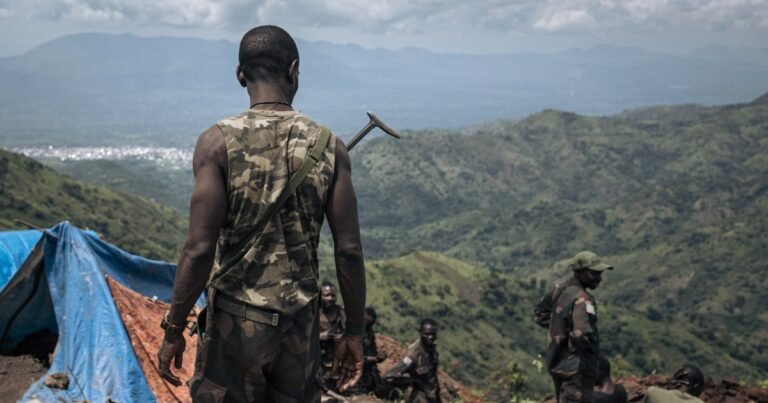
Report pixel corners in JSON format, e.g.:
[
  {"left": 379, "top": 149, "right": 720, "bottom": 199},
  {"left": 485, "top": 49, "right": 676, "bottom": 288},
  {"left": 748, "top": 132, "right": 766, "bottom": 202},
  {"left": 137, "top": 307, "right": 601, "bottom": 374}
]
[
  {"left": 326, "top": 137, "right": 366, "bottom": 391},
  {"left": 168, "top": 125, "right": 228, "bottom": 324},
  {"left": 326, "top": 137, "right": 366, "bottom": 329},
  {"left": 157, "top": 125, "right": 228, "bottom": 386}
]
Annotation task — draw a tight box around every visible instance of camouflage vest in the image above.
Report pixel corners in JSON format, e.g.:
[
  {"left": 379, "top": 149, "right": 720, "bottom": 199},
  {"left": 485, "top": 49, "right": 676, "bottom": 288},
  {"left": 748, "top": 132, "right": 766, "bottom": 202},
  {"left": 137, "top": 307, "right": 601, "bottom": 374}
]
[{"left": 211, "top": 109, "right": 336, "bottom": 315}]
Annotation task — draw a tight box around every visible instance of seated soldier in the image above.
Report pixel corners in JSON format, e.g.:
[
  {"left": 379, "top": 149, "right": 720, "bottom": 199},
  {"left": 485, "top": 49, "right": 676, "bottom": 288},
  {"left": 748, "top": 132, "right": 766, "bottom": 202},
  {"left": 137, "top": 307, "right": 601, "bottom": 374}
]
[
  {"left": 644, "top": 365, "right": 706, "bottom": 403},
  {"left": 594, "top": 357, "right": 627, "bottom": 403},
  {"left": 319, "top": 281, "right": 346, "bottom": 389},
  {"left": 383, "top": 318, "right": 441, "bottom": 403}
]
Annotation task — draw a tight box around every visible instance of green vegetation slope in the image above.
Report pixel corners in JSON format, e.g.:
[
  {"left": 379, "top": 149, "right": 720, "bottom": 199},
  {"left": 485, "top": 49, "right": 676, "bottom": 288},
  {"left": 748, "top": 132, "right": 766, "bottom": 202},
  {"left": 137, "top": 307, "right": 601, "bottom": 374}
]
[
  {"left": 0, "top": 149, "right": 186, "bottom": 260},
  {"left": 345, "top": 96, "right": 768, "bottom": 387}
]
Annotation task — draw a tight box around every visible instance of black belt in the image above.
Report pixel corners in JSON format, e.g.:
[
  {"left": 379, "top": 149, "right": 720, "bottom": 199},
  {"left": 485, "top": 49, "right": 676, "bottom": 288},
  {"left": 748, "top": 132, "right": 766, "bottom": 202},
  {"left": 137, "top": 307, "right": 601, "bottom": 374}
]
[{"left": 214, "top": 293, "right": 288, "bottom": 328}]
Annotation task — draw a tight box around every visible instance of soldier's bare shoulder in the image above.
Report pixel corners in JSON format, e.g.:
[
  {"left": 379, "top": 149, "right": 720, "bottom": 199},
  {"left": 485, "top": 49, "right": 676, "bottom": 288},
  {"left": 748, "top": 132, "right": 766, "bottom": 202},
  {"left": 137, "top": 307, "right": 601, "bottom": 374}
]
[{"left": 193, "top": 125, "right": 227, "bottom": 168}]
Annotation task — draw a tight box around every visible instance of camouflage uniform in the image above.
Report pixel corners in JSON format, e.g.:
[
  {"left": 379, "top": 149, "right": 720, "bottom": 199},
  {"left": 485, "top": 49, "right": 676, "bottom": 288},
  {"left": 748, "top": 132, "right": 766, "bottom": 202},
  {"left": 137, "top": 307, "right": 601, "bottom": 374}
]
[
  {"left": 189, "top": 109, "right": 336, "bottom": 403},
  {"left": 384, "top": 339, "right": 441, "bottom": 403},
  {"left": 534, "top": 277, "right": 599, "bottom": 403},
  {"left": 318, "top": 305, "right": 345, "bottom": 386}
]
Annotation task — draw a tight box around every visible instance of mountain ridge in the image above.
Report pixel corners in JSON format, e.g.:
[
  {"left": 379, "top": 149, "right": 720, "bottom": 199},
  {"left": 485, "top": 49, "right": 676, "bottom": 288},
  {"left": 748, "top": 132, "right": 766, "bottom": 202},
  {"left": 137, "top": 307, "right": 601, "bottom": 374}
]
[{"left": 2, "top": 33, "right": 767, "bottom": 147}]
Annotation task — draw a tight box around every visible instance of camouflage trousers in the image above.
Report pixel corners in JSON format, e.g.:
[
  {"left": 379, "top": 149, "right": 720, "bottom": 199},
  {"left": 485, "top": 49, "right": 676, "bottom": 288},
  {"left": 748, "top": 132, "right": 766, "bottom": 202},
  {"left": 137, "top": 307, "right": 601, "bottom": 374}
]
[
  {"left": 553, "top": 374, "right": 595, "bottom": 403},
  {"left": 189, "top": 291, "right": 321, "bottom": 403}
]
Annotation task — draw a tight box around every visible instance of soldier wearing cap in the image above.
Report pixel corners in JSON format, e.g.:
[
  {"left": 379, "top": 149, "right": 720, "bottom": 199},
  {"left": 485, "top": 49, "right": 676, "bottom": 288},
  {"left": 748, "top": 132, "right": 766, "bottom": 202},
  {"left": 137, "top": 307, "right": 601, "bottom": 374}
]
[{"left": 533, "top": 251, "right": 614, "bottom": 403}]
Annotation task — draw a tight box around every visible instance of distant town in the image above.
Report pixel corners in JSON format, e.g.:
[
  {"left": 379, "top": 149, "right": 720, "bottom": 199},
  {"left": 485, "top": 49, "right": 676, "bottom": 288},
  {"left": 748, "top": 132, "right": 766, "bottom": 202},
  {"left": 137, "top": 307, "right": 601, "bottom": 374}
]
[{"left": 12, "top": 146, "right": 193, "bottom": 163}]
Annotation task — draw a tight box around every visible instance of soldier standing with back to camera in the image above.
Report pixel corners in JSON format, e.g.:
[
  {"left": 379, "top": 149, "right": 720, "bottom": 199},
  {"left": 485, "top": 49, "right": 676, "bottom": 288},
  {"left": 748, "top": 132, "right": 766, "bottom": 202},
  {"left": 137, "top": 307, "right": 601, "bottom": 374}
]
[
  {"left": 156, "top": 25, "right": 366, "bottom": 402},
  {"left": 534, "top": 251, "right": 614, "bottom": 403}
]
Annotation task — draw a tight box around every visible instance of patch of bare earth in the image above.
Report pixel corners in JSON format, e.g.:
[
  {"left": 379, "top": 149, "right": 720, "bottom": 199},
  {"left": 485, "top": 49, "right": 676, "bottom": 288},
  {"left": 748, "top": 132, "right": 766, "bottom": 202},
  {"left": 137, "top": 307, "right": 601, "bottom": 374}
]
[{"left": 0, "top": 331, "right": 56, "bottom": 402}]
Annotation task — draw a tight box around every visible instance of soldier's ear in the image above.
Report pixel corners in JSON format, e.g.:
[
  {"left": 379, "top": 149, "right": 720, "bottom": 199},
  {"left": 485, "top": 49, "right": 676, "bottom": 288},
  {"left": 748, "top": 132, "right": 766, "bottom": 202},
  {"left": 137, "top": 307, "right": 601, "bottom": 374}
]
[
  {"left": 288, "top": 59, "right": 299, "bottom": 84},
  {"left": 236, "top": 65, "right": 247, "bottom": 87}
]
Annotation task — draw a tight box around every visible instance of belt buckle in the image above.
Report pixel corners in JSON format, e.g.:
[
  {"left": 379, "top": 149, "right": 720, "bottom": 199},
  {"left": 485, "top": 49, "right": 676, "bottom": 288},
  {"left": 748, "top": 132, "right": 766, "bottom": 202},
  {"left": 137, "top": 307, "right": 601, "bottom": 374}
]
[{"left": 271, "top": 313, "right": 279, "bottom": 326}]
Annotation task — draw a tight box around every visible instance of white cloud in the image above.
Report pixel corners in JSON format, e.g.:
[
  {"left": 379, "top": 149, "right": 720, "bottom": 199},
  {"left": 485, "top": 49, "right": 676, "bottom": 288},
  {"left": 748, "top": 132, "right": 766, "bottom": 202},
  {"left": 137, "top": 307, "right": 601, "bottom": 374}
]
[
  {"left": 692, "top": 0, "right": 768, "bottom": 30},
  {"left": 534, "top": 9, "right": 596, "bottom": 32},
  {"left": 6, "top": 0, "right": 221, "bottom": 27},
  {"left": 1, "top": 0, "right": 766, "bottom": 39},
  {"left": 621, "top": 0, "right": 670, "bottom": 21}
]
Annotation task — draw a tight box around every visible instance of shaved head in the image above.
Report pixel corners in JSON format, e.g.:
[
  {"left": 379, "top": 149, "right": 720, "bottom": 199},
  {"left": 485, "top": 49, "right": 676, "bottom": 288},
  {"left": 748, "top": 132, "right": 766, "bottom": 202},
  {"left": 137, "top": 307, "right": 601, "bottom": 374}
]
[{"left": 239, "top": 25, "right": 299, "bottom": 82}]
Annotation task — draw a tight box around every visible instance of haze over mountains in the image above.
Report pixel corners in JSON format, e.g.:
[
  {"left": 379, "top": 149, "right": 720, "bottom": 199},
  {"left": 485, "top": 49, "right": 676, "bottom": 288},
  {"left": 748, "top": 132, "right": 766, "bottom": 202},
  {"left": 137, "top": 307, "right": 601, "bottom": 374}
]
[{"left": 1, "top": 33, "right": 767, "bottom": 147}]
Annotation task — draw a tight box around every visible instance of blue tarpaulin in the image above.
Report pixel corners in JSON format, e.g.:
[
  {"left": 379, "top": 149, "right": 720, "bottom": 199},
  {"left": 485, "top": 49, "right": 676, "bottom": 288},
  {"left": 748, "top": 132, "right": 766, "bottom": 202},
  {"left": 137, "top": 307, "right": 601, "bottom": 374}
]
[
  {"left": 0, "top": 222, "right": 200, "bottom": 403},
  {"left": 0, "top": 229, "right": 42, "bottom": 291}
]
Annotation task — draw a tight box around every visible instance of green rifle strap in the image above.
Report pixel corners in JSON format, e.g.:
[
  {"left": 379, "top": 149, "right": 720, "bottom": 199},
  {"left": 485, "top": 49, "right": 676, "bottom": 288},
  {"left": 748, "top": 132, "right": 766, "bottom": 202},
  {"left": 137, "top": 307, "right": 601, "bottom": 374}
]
[{"left": 208, "top": 126, "right": 332, "bottom": 286}]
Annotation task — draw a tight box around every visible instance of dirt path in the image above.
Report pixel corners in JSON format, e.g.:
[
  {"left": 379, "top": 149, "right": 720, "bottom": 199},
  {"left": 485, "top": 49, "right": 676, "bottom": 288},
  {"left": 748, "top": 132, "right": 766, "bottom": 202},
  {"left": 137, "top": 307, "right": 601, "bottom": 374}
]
[{"left": 0, "top": 354, "right": 48, "bottom": 402}]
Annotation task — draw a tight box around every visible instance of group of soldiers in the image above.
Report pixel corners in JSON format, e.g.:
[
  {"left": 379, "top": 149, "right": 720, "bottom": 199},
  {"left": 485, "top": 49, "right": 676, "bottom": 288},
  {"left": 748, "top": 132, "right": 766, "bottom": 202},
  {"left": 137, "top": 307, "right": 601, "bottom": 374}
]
[
  {"left": 319, "top": 282, "right": 442, "bottom": 402},
  {"left": 534, "top": 251, "right": 708, "bottom": 403}
]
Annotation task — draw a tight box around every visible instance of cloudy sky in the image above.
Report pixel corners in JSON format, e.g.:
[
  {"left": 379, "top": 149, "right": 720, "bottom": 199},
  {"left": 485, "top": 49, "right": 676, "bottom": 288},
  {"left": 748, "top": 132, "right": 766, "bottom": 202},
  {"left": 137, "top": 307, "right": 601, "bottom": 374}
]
[{"left": 0, "top": 0, "right": 766, "bottom": 56}]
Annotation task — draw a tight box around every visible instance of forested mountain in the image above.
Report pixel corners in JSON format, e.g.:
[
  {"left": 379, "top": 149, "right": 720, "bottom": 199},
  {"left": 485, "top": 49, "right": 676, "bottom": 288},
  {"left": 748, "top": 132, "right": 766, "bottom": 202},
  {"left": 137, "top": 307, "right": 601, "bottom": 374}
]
[
  {"left": 354, "top": 95, "right": 768, "bottom": 270},
  {"left": 344, "top": 94, "right": 768, "bottom": 390},
  {"left": 0, "top": 149, "right": 185, "bottom": 260}
]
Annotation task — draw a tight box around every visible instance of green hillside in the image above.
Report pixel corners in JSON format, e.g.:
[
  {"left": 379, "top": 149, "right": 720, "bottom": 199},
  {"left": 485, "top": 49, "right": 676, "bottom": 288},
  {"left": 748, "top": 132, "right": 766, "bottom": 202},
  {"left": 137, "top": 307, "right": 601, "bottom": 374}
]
[
  {"left": 0, "top": 149, "right": 186, "bottom": 260},
  {"left": 353, "top": 101, "right": 768, "bottom": 269},
  {"left": 45, "top": 158, "right": 193, "bottom": 214},
  {"left": 347, "top": 97, "right": 768, "bottom": 386}
]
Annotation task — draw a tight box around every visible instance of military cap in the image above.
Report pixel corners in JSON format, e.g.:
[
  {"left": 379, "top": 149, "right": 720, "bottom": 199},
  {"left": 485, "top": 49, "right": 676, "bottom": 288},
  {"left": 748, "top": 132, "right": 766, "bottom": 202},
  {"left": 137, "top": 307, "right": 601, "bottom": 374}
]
[{"left": 570, "top": 251, "right": 614, "bottom": 271}]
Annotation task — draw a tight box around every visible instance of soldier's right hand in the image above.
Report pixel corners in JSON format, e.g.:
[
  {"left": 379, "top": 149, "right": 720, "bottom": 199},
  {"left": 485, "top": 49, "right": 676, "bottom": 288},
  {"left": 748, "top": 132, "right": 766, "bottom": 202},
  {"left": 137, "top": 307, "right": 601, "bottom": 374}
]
[
  {"left": 331, "top": 334, "right": 364, "bottom": 392},
  {"left": 157, "top": 329, "right": 186, "bottom": 387}
]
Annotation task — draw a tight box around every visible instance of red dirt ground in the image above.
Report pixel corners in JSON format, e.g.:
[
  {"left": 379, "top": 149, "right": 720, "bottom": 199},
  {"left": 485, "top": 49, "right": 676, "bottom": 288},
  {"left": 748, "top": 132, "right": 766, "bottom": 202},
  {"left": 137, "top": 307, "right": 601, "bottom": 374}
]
[{"left": 107, "top": 276, "right": 199, "bottom": 403}]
